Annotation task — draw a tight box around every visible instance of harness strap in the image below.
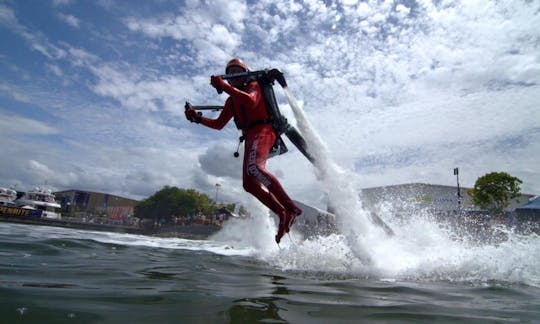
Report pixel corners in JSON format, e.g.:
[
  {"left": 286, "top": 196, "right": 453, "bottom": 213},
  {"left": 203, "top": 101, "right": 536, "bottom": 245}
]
[{"left": 243, "top": 119, "right": 272, "bottom": 132}]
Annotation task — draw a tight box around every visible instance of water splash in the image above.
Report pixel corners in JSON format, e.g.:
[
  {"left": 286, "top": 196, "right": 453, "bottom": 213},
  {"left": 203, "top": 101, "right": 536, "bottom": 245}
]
[
  {"left": 282, "top": 87, "right": 382, "bottom": 263},
  {"left": 211, "top": 201, "right": 280, "bottom": 258}
]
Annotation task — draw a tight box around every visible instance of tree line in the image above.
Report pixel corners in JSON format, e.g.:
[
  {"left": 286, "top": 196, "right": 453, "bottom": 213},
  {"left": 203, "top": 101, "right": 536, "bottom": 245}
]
[
  {"left": 134, "top": 172, "right": 524, "bottom": 222},
  {"left": 469, "top": 171, "right": 523, "bottom": 215},
  {"left": 134, "top": 186, "right": 240, "bottom": 222}
]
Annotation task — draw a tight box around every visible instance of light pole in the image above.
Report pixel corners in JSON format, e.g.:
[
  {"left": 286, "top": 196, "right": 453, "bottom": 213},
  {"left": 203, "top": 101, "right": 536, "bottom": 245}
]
[
  {"left": 215, "top": 183, "right": 221, "bottom": 205},
  {"left": 454, "top": 167, "right": 461, "bottom": 208}
]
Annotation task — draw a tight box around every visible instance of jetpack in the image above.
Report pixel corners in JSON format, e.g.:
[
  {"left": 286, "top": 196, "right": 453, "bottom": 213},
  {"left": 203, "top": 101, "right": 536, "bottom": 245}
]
[{"left": 186, "top": 69, "right": 314, "bottom": 163}]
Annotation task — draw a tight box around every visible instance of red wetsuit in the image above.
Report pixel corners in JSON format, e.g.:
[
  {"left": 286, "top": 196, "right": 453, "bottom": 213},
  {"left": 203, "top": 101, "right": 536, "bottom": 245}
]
[{"left": 199, "top": 80, "right": 299, "bottom": 218}]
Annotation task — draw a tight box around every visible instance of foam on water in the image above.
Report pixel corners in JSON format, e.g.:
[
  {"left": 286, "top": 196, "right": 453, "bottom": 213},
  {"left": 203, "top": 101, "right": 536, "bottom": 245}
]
[{"left": 6, "top": 223, "right": 254, "bottom": 257}]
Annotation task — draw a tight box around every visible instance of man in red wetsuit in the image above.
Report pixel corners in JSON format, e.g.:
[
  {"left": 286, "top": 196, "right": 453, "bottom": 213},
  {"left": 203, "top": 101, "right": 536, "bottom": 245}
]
[{"left": 185, "top": 58, "right": 302, "bottom": 243}]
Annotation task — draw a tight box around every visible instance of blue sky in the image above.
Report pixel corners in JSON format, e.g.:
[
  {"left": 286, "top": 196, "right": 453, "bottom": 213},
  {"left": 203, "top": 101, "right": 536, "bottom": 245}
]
[{"left": 1, "top": 0, "right": 539, "bottom": 209}]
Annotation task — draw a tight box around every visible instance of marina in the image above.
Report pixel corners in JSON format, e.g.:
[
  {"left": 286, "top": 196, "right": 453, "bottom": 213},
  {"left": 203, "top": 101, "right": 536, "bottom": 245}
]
[
  {"left": 2, "top": 184, "right": 539, "bottom": 241},
  {"left": 0, "top": 186, "right": 232, "bottom": 239}
]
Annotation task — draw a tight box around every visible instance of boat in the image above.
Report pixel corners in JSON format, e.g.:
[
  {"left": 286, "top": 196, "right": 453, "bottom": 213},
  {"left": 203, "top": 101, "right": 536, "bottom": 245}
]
[
  {"left": 15, "top": 187, "right": 62, "bottom": 219},
  {"left": 0, "top": 187, "right": 17, "bottom": 206}
]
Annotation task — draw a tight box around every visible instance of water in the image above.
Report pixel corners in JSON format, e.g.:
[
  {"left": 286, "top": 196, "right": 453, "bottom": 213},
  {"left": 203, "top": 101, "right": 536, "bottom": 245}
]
[{"left": 1, "top": 217, "right": 539, "bottom": 323}]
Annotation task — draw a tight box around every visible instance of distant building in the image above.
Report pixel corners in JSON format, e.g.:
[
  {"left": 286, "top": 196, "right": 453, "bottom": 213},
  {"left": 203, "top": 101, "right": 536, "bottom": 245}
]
[
  {"left": 294, "top": 183, "right": 537, "bottom": 237},
  {"left": 54, "top": 190, "right": 139, "bottom": 220},
  {"left": 360, "top": 183, "right": 534, "bottom": 215},
  {"left": 297, "top": 183, "right": 534, "bottom": 222}
]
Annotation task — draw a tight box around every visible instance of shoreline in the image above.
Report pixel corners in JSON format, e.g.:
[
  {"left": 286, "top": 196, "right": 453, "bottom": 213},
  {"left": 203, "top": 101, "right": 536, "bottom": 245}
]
[{"left": 0, "top": 214, "right": 221, "bottom": 240}]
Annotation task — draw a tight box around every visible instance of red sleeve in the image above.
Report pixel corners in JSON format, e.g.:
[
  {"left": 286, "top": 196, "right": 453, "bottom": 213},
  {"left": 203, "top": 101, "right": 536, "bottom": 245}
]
[
  {"left": 222, "top": 81, "right": 261, "bottom": 109},
  {"left": 199, "top": 98, "right": 233, "bottom": 130}
]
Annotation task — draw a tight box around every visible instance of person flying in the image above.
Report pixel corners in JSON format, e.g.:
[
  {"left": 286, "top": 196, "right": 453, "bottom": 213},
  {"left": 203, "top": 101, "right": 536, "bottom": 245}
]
[{"left": 184, "top": 58, "right": 302, "bottom": 243}]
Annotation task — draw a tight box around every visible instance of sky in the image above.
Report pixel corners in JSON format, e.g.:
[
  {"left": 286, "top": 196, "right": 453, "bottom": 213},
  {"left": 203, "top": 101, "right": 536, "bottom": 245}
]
[{"left": 0, "top": 0, "right": 539, "bottom": 209}]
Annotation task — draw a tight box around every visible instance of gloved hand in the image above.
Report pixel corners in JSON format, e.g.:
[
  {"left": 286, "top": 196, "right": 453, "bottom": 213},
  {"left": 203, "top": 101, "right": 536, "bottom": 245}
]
[
  {"left": 185, "top": 108, "right": 201, "bottom": 123},
  {"left": 210, "top": 75, "right": 229, "bottom": 93}
]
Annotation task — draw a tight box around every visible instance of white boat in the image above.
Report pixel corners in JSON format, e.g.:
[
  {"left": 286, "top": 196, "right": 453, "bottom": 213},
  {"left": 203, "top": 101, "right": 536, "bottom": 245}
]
[
  {"left": 0, "top": 187, "right": 17, "bottom": 206},
  {"left": 16, "top": 187, "right": 62, "bottom": 219}
]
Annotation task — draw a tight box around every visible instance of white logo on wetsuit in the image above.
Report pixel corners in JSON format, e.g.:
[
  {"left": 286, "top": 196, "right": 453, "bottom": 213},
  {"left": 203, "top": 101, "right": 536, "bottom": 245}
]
[{"left": 247, "top": 135, "right": 272, "bottom": 187}]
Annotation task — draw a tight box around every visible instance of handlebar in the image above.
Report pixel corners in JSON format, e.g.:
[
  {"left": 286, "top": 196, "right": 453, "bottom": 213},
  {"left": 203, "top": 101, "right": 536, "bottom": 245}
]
[{"left": 218, "top": 68, "right": 287, "bottom": 87}]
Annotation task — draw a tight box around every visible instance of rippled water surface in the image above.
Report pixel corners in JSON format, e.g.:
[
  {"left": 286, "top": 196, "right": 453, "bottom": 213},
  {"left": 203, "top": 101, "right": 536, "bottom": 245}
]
[{"left": 1, "top": 222, "right": 539, "bottom": 323}]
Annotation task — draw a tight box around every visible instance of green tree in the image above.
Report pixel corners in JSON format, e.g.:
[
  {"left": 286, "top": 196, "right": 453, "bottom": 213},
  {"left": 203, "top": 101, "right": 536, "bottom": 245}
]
[
  {"left": 469, "top": 172, "right": 523, "bottom": 215},
  {"left": 134, "top": 186, "right": 213, "bottom": 222}
]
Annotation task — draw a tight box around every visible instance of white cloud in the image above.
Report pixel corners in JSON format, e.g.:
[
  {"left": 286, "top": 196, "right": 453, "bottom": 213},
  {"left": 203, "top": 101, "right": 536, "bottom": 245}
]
[
  {"left": 1, "top": 0, "right": 540, "bottom": 204},
  {"left": 198, "top": 144, "right": 242, "bottom": 179},
  {"left": 125, "top": 0, "right": 247, "bottom": 66},
  {"left": 46, "top": 64, "right": 64, "bottom": 77},
  {"left": 66, "top": 46, "right": 99, "bottom": 66},
  {"left": 0, "top": 114, "right": 60, "bottom": 136},
  {"left": 0, "top": 3, "right": 66, "bottom": 60},
  {"left": 89, "top": 63, "right": 201, "bottom": 115},
  {"left": 0, "top": 127, "right": 203, "bottom": 199},
  {"left": 57, "top": 13, "right": 80, "bottom": 28},
  {"left": 356, "top": 2, "right": 371, "bottom": 17},
  {"left": 28, "top": 160, "right": 55, "bottom": 179},
  {"left": 0, "top": 83, "right": 31, "bottom": 102},
  {"left": 395, "top": 4, "right": 410, "bottom": 16},
  {"left": 0, "top": 3, "right": 17, "bottom": 26}
]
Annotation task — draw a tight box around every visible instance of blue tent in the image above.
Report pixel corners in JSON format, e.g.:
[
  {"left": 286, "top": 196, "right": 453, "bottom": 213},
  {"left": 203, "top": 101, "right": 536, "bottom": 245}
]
[
  {"left": 516, "top": 196, "right": 540, "bottom": 211},
  {"left": 514, "top": 197, "right": 540, "bottom": 232}
]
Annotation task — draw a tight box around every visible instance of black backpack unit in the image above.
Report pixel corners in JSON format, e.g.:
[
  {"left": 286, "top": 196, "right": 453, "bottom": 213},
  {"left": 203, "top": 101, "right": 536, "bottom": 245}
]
[{"left": 234, "top": 69, "right": 314, "bottom": 162}]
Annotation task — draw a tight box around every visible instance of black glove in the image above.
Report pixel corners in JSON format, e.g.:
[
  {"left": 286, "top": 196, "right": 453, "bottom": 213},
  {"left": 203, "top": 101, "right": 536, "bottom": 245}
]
[{"left": 184, "top": 106, "right": 201, "bottom": 123}]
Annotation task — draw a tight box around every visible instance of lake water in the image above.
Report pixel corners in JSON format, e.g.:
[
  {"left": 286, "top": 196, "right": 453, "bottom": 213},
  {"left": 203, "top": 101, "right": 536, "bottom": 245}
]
[{"left": 1, "top": 218, "right": 539, "bottom": 323}]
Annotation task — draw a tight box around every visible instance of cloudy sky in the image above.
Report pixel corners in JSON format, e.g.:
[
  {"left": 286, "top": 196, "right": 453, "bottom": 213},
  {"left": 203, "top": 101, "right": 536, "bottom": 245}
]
[{"left": 1, "top": 0, "right": 539, "bottom": 209}]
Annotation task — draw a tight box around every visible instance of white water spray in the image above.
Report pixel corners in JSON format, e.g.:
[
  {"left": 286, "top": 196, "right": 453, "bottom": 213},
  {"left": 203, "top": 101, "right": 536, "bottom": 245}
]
[
  {"left": 283, "top": 87, "right": 384, "bottom": 263},
  {"left": 211, "top": 198, "right": 280, "bottom": 257}
]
